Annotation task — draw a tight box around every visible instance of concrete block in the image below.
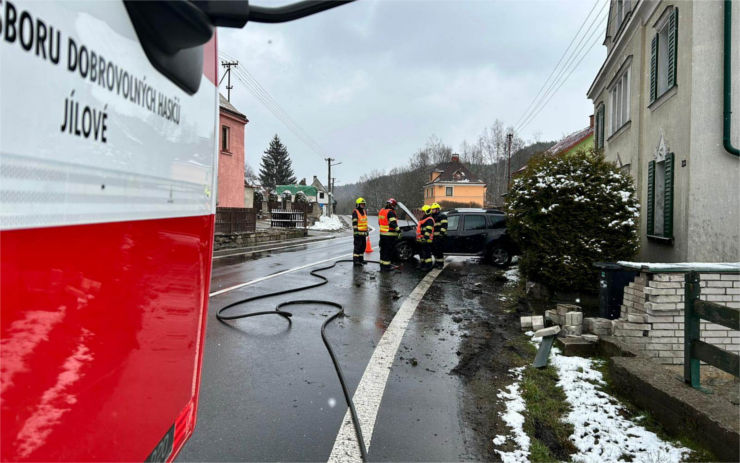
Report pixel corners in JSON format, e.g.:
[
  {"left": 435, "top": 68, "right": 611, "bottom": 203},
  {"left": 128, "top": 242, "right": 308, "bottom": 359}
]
[
  {"left": 701, "top": 287, "right": 727, "bottom": 295},
  {"left": 520, "top": 316, "right": 532, "bottom": 330},
  {"left": 698, "top": 273, "right": 721, "bottom": 280},
  {"left": 705, "top": 295, "right": 732, "bottom": 302},
  {"left": 650, "top": 281, "right": 683, "bottom": 289},
  {"left": 720, "top": 274, "right": 740, "bottom": 281},
  {"left": 531, "top": 316, "right": 544, "bottom": 331},
  {"left": 707, "top": 280, "right": 734, "bottom": 288},
  {"left": 726, "top": 288, "right": 740, "bottom": 295},
  {"left": 653, "top": 274, "right": 685, "bottom": 282},
  {"left": 644, "top": 287, "right": 678, "bottom": 296},
  {"left": 646, "top": 315, "right": 674, "bottom": 323},
  {"left": 620, "top": 322, "right": 651, "bottom": 330},
  {"left": 650, "top": 295, "right": 683, "bottom": 303},
  {"left": 533, "top": 325, "right": 560, "bottom": 338},
  {"left": 651, "top": 330, "right": 677, "bottom": 337},
  {"left": 565, "top": 311, "right": 583, "bottom": 326},
  {"left": 556, "top": 303, "right": 580, "bottom": 314},
  {"left": 545, "top": 310, "right": 562, "bottom": 325},
  {"left": 563, "top": 324, "right": 582, "bottom": 336},
  {"left": 555, "top": 336, "right": 597, "bottom": 357},
  {"left": 582, "top": 334, "right": 598, "bottom": 342},
  {"left": 652, "top": 323, "right": 679, "bottom": 330},
  {"left": 645, "top": 302, "right": 678, "bottom": 311},
  {"left": 627, "top": 314, "right": 646, "bottom": 323},
  {"left": 728, "top": 302, "right": 740, "bottom": 309}
]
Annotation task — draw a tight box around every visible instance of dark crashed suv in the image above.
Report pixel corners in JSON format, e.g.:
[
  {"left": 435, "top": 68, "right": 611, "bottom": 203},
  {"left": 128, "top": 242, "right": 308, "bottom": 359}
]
[{"left": 395, "top": 208, "right": 519, "bottom": 266}]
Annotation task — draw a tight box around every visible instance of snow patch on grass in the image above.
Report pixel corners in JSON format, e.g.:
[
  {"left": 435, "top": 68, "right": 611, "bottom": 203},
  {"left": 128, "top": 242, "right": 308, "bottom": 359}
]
[
  {"left": 527, "top": 334, "right": 691, "bottom": 463},
  {"left": 308, "top": 215, "right": 344, "bottom": 231},
  {"left": 493, "top": 366, "right": 530, "bottom": 463}
]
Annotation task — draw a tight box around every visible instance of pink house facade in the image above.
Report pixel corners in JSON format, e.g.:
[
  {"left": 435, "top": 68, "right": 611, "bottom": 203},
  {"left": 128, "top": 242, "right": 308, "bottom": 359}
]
[{"left": 217, "top": 94, "right": 248, "bottom": 207}]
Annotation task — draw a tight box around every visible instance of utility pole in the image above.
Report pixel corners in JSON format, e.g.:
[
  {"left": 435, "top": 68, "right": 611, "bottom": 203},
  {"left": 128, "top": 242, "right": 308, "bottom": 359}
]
[
  {"left": 220, "top": 61, "right": 238, "bottom": 101},
  {"left": 506, "top": 133, "right": 513, "bottom": 190}
]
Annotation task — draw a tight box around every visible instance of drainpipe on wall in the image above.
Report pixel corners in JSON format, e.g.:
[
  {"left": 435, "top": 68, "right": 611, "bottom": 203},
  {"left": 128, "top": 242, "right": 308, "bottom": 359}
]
[{"left": 724, "top": 0, "right": 740, "bottom": 156}]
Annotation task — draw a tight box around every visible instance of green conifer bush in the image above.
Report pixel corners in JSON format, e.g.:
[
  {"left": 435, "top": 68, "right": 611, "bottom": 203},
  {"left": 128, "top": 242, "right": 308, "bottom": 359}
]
[{"left": 506, "top": 148, "right": 639, "bottom": 292}]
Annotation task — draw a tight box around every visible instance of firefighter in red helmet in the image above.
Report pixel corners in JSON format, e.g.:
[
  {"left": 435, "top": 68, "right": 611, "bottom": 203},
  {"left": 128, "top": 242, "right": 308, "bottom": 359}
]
[{"left": 377, "top": 198, "right": 399, "bottom": 271}]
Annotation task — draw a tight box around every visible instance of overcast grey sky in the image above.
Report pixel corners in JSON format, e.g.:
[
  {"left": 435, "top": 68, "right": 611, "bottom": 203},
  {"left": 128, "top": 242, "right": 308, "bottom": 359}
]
[{"left": 219, "top": 0, "right": 608, "bottom": 186}]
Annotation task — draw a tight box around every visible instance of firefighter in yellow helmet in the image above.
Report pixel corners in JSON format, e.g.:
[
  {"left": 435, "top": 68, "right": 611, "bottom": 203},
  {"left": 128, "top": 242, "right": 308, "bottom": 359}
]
[
  {"left": 416, "top": 205, "right": 435, "bottom": 271},
  {"left": 430, "top": 202, "right": 447, "bottom": 268},
  {"left": 352, "top": 197, "right": 369, "bottom": 265}
]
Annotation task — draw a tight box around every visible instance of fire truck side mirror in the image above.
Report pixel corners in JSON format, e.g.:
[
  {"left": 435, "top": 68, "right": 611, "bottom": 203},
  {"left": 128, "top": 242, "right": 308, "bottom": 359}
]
[{"left": 124, "top": 0, "right": 354, "bottom": 95}]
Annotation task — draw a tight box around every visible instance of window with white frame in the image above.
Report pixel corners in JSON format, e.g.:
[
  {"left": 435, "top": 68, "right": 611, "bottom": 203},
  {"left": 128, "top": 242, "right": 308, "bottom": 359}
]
[
  {"left": 446, "top": 187, "right": 453, "bottom": 196},
  {"left": 615, "top": 0, "right": 631, "bottom": 32},
  {"left": 610, "top": 67, "right": 630, "bottom": 134}
]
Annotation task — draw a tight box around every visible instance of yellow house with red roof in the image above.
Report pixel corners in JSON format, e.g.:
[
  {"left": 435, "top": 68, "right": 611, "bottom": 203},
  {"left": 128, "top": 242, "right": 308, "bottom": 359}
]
[{"left": 423, "top": 154, "right": 487, "bottom": 207}]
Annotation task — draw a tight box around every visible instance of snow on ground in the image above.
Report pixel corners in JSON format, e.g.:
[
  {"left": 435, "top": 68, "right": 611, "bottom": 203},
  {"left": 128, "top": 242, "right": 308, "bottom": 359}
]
[
  {"left": 503, "top": 266, "right": 520, "bottom": 285},
  {"left": 492, "top": 366, "right": 530, "bottom": 463},
  {"left": 529, "top": 334, "right": 691, "bottom": 463},
  {"left": 308, "top": 215, "right": 344, "bottom": 231}
]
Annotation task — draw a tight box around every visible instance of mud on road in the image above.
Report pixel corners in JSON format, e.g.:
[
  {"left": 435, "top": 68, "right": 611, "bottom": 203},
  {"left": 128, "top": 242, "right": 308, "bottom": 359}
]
[{"left": 420, "top": 259, "right": 531, "bottom": 460}]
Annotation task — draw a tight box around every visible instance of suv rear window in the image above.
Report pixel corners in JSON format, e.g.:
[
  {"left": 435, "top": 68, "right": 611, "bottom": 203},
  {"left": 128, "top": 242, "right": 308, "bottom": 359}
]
[
  {"left": 487, "top": 214, "right": 506, "bottom": 229},
  {"left": 463, "top": 215, "right": 486, "bottom": 230}
]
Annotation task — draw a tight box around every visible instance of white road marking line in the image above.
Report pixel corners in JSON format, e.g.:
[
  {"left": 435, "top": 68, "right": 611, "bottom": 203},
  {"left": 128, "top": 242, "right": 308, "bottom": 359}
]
[
  {"left": 213, "top": 236, "right": 347, "bottom": 259},
  {"left": 209, "top": 253, "right": 353, "bottom": 298},
  {"left": 328, "top": 268, "right": 443, "bottom": 462}
]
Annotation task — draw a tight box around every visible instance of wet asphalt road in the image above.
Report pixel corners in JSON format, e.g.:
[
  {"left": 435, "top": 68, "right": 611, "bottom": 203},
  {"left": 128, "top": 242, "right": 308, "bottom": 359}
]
[{"left": 178, "top": 218, "right": 480, "bottom": 462}]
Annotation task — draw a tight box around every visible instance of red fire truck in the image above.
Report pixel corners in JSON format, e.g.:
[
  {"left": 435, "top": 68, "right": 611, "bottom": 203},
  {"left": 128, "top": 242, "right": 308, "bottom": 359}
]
[{"left": 0, "top": 1, "right": 351, "bottom": 461}]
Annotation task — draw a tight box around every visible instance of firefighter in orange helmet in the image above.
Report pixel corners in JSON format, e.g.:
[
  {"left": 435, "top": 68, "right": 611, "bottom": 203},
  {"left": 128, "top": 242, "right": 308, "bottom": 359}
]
[
  {"left": 352, "top": 197, "right": 369, "bottom": 265},
  {"left": 377, "top": 198, "right": 399, "bottom": 271},
  {"left": 416, "top": 205, "right": 435, "bottom": 271}
]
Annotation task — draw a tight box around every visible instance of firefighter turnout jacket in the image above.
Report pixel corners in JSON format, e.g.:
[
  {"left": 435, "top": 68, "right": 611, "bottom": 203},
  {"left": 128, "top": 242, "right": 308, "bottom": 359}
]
[
  {"left": 352, "top": 209, "right": 369, "bottom": 236},
  {"left": 416, "top": 215, "right": 435, "bottom": 243},
  {"left": 378, "top": 208, "right": 399, "bottom": 236},
  {"left": 432, "top": 212, "right": 448, "bottom": 237}
]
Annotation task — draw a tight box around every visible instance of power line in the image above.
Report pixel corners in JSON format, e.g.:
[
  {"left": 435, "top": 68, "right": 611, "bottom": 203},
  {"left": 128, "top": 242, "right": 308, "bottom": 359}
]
[
  {"left": 513, "top": 0, "right": 603, "bottom": 129},
  {"left": 218, "top": 51, "right": 327, "bottom": 160},
  {"left": 517, "top": 22, "right": 606, "bottom": 134},
  {"left": 514, "top": 0, "right": 608, "bottom": 135},
  {"left": 515, "top": 11, "right": 608, "bottom": 134}
]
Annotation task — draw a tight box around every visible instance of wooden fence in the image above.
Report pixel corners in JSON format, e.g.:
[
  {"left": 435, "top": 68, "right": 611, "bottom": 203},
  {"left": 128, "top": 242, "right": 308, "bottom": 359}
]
[
  {"left": 215, "top": 207, "right": 257, "bottom": 234},
  {"left": 684, "top": 271, "right": 740, "bottom": 390}
]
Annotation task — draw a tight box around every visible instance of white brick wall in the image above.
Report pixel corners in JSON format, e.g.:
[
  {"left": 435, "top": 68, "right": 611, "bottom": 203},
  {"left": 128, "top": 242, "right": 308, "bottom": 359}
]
[{"left": 615, "top": 271, "right": 740, "bottom": 365}]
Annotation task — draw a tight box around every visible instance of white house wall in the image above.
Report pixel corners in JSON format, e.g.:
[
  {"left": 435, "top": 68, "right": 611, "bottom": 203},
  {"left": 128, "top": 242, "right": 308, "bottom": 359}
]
[{"left": 686, "top": 0, "right": 740, "bottom": 261}]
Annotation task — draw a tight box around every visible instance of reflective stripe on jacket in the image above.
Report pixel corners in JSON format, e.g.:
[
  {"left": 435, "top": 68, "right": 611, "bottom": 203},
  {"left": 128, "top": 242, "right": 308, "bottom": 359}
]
[
  {"left": 353, "top": 209, "right": 368, "bottom": 235},
  {"left": 416, "top": 216, "right": 435, "bottom": 243},
  {"left": 432, "top": 212, "right": 448, "bottom": 236},
  {"left": 378, "top": 208, "right": 398, "bottom": 236}
]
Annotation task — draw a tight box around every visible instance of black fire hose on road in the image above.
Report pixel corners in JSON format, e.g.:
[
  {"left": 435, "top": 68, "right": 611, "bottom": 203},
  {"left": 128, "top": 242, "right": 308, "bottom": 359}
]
[{"left": 216, "top": 258, "right": 382, "bottom": 462}]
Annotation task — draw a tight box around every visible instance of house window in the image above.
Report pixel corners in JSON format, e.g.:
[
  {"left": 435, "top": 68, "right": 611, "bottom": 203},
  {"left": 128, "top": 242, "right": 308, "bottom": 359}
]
[
  {"left": 446, "top": 187, "right": 453, "bottom": 196},
  {"left": 610, "top": 67, "right": 630, "bottom": 134},
  {"left": 221, "top": 125, "right": 230, "bottom": 152},
  {"left": 650, "top": 8, "right": 678, "bottom": 102},
  {"left": 647, "top": 153, "right": 674, "bottom": 240},
  {"left": 595, "top": 103, "right": 605, "bottom": 149},
  {"left": 319, "top": 192, "right": 325, "bottom": 199}
]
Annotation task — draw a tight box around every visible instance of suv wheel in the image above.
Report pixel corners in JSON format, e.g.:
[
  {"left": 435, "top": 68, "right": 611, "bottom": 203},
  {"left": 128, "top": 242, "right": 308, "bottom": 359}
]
[
  {"left": 487, "top": 246, "right": 511, "bottom": 267},
  {"left": 395, "top": 241, "right": 414, "bottom": 261}
]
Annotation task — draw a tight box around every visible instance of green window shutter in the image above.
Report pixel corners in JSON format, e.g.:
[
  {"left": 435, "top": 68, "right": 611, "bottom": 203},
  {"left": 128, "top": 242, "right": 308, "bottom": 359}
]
[
  {"left": 667, "top": 8, "right": 678, "bottom": 88},
  {"left": 647, "top": 160, "right": 655, "bottom": 235},
  {"left": 650, "top": 35, "right": 658, "bottom": 102},
  {"left": 663, "top": 152, "right": 675, "bottom": 238}
]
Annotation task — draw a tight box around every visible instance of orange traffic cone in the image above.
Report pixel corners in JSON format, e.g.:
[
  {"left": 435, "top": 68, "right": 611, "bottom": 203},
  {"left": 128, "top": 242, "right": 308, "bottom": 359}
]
[{"left": 365, "top": 237, "right": 374, "bottom": 253}]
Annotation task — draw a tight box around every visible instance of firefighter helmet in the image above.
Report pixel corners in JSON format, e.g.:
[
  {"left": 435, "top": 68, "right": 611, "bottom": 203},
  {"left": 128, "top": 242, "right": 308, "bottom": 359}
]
[
  {"left": 387, "top": 198, "right": 398, "bottom": 208},
  {"left": 431, "top": 202, "right": 441, "bottom": 211},
  {"left": 355, "top": 197, "right": 366, "bottom": 205},
  {"left": 421, "top": 205, "right": 431, "bottom": 213}
]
